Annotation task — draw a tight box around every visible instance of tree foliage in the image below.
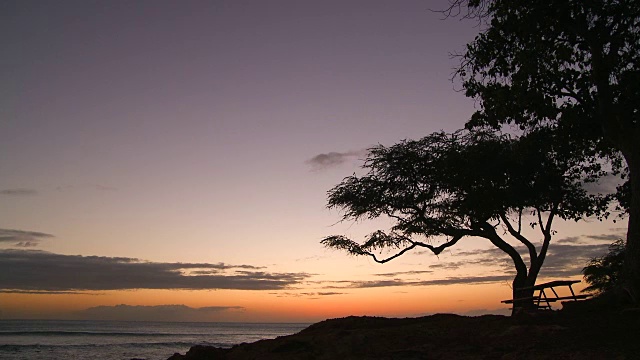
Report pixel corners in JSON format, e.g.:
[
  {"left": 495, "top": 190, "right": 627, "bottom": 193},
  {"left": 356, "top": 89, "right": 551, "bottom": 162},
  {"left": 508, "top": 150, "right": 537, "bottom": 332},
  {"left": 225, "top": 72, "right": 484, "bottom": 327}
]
[
  {"left": 455, "top": 0, "right": 640, "bottom": 301},
  {"left": 583, "top": 239, "right": 625, "bottom": 295},
  {"left": 323, "top": 129, "right": 610, "bottom": 313},
  {"left": 458, "top": 0, "right": 639, "bottom": 146}
]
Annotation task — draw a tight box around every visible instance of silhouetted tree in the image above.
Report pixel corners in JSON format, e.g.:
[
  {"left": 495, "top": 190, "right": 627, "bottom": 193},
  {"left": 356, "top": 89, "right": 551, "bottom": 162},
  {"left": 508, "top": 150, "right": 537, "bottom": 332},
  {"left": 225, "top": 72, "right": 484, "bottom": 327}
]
[
  {"left": 323, "top": 129, "right": 609, "bottom": 315},
  {"left": 452, "top": 0, "right": 640, "bottom": 302},
  {"left": 583, "top": 239, "right": 625, "bottom": 295}
]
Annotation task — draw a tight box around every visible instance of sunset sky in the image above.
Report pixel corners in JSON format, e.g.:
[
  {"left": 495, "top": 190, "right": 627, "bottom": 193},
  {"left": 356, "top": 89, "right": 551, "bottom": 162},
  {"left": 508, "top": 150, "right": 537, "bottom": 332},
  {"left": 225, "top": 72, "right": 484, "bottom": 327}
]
[{"left": 1, "top": 0, "right": 625, "bottom": 322}]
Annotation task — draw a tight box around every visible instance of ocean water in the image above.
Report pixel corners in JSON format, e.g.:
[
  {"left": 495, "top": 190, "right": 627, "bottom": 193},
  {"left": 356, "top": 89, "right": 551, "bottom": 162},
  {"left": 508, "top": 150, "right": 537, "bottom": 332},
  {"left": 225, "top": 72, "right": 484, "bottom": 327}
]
[{"left": 0, "top": 320, "right": 309, "bottom": 360}]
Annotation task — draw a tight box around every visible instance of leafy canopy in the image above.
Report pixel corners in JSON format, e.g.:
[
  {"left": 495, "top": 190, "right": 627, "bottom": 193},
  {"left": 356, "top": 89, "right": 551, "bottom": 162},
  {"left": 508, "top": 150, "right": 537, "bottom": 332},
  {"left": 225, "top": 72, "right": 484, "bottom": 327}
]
[
  {"left": 457, "top": 0, "right": 636, "bottom": 207},
  {"left": 322, "top": 129, "right": 609, "bottom": 263},
  {"left": 583, "top": 239, "right": 625, "bottom": 294},
  {"left": 460, "top": 0, "right": 639, "bottom": 141},
  {"left": 454, "top": 0, "right": 639, "bottom": 298}
]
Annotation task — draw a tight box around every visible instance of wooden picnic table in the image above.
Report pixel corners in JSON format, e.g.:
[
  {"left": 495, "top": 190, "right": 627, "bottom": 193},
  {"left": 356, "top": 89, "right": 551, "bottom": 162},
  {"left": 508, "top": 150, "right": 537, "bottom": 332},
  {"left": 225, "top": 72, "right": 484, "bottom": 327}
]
[{"left": 502, "top": 280, "right": 592, "bottom": 310}]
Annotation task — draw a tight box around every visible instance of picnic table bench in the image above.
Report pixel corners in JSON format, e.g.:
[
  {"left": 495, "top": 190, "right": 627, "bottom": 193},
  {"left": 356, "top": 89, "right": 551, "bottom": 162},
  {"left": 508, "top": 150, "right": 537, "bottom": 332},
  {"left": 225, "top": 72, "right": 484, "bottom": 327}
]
[{"left": 501, "top": 280, "right": 592, "bottom": 310}]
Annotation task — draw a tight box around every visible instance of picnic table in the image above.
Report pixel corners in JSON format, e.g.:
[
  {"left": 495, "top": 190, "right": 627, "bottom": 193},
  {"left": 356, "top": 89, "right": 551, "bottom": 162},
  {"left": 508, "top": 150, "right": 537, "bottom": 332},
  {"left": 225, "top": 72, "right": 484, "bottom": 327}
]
[{"left": 502, "top": 280, "right": 592, "bottom": 310}]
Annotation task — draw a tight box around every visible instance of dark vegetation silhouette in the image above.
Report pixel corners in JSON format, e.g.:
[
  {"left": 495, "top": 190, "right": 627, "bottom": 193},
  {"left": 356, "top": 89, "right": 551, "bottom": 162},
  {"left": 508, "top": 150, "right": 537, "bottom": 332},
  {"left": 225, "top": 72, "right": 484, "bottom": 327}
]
[
  {"left": 449, "top": 0, "right": 640, "bottom": 303},
  {"left": 168, "top": 311, "right": 640, "bottom": 359},
  {"left": 322, "top": 129, "right": 611, "bottom": 315},
  {"left": 583, "top": 239, "right": 625, "bottom": 295}
]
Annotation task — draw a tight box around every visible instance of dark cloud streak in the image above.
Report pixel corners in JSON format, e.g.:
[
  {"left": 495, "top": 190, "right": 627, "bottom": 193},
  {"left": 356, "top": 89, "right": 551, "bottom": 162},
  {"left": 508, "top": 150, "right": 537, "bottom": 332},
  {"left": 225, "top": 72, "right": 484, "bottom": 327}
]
[
  {"left": 306, "top": 150, "right": 366, "bottom": 170},
  {"left": 0, "top": 228, "right": 54, "bottom": 247},
  {"left": 322, "top": 275, "right": 515, "bottom": 289},
  {"left": 0, "top": 290, "right": 100, "bottom": 295},
  {"left": 269, "top": 291, "right": 345, "bottom": 298},
  {"left": 556, "top": 233, "right": 622, "bottom": 244},
  {"left": 0, "top": 250, "right": 308, "bottom": 292},
  {"left": 373, "top": 270, "right": 433, "bottom": 277},
  {"left": 0, "top": 188, "right": 37, "bottom": 196},
  {"left": 431, "top": 242, "right": 612, "bottom": 279}
]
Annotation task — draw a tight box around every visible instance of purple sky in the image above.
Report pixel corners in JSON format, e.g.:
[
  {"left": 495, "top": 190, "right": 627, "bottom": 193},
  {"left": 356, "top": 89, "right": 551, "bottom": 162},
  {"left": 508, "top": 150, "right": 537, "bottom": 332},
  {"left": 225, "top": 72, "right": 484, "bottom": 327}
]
[
  {"left": 3, "top": 1, "right": 477, "bottom": 179},
  {"left": 0, "top": 1, "right": 622, "bottom": 321},
  {"left": 2, "top": 0, "right": 480, "bottom": 255}
]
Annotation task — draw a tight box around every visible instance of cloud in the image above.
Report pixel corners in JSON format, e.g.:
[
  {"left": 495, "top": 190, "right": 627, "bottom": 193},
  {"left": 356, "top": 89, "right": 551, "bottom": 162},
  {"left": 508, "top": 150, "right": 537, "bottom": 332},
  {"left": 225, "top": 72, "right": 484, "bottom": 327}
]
[
  {"left": 305, "top": 150, "right": 366, "bottom": 171},
  {"left": 0, "top": 188, "right": 37, "bottom": 196},
  {"left": 427, "top": 262, "right": 465, "bottom": 270},
  {"left": 373, "top": 270, "right": 433, "bottom": 277},
  {"left": 269, "top": 291, "right": 345, "bottom": 298},
  {"left": 55, "top": 184, "right": 117, "bottom": 192},
  {"left": 609, "top": 227, "right": 627, "bottom": 232},
  {"left": 77, "top": 304, "right": 244, "bottom": 322},
  {"left": 0, "top": 290, "right": 99, "bottom": 295},
  {"left": 556, "top": 233, "right": 622, "bottom": 244},
  {"left": 0, "top": 228, "right": 54, "bottom": 247},
  {"left": 322, "top": 275, "right": 515, "bottom": 289},
  {"left": 555, "top": 236, "right": 582, "bottom": 244},
  {"left": 584, "top": 233, "right": 623, "bottom": 242},
  {"left": 0, "top": 250, "right": 309, "bottom": 292},
  {"left": 316, "top": 236, "right": 616, "bottom": 290},
  {"left": 437, "top": 242, "right": 611, "bottom": 279},
  {"left": 428, "top": 256, "right": 505, "bottom": 271},
  {"left": 582, "top": 173, "right": 622, "bottom": 195},
  {"left": 537, "top": 243, "right": 610, "bottom": 278}
]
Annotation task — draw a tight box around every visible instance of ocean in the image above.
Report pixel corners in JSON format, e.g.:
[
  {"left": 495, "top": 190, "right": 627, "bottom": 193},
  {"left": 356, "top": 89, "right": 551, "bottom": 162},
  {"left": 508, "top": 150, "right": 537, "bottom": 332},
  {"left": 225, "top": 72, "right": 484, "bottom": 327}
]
[{"left": 0, "top": 319, "right": 309, "bottom": 360}]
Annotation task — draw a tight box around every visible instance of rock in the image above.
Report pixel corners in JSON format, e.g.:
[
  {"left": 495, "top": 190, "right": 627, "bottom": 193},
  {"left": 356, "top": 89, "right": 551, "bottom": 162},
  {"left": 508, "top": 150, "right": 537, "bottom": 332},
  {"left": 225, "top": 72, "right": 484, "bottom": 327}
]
[{"left": 168, "top": 312, "right": 640, "bottom": 359}]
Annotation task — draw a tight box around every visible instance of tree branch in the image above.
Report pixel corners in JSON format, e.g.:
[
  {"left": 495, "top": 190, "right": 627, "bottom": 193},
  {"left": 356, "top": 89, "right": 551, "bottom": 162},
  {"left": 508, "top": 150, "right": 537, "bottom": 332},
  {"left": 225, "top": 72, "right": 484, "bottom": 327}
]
[
  {"left": 536, "top": 207, "right": 545, "bottom": 234},
  {"left": 365, "top": 243, "right": 419, "bottom": 264},
  {"left": 365, "top": 232, "right": 467, "bottom": 263},
  {"left": 500, "top": 213, "right": 537, "bottom": 263},
  {"left": 478, "top": 222, "right": 529, "bottom": 280},
  {"left": 322, "top": 232, "right": 466, "bottom": 264},
  {"left": 528, "top": 203, "right": 558, "bottom": 282},
  {"left": 412, "top": 234, "right": 465, "bottom": 256},
  {"left": 517, "top": 207, "right": 523, "bottom": 233},
  {"left": 544, "top": 203, "right": 557, "bottom": 235}
]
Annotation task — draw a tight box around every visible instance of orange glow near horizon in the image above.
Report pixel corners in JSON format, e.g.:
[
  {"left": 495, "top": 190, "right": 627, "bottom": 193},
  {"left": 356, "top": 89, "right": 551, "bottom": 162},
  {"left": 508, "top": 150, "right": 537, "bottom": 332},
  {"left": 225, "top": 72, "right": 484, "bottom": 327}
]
[{"left": 0, "top": 281, "right": 522, "bottom": 322}]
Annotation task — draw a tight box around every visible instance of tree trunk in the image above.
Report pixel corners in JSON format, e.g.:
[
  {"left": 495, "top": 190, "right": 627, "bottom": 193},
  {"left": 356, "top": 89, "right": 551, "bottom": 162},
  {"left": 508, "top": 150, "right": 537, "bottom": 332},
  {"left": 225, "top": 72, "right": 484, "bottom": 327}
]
[
  {"left": 511, "top": 272, "right": 536, "bottom": 316},
  {"left": 482, "top": 228, "right": 533, "bottom": 315},
  {"left": 623, "top": 146, "right": 640, "bottom": 304}
]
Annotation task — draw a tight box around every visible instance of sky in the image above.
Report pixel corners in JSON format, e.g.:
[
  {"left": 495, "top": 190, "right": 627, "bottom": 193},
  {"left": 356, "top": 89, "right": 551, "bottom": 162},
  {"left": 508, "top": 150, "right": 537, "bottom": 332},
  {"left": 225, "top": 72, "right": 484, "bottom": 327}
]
[{"left": 0, "top": 0, "right": 626, "bottom": 322}]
